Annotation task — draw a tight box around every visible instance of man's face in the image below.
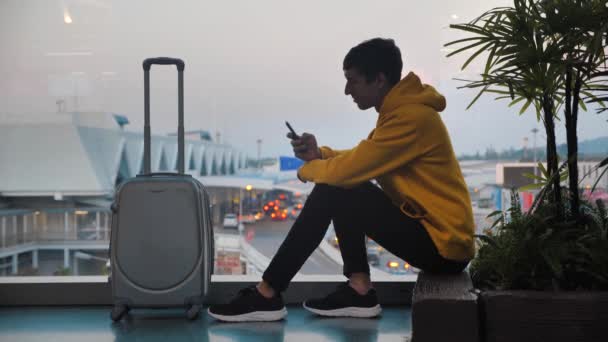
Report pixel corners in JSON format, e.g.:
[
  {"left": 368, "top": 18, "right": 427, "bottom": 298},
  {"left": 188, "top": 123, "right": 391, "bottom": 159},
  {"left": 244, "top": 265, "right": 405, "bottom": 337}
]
[{"left": 344, "top": 68, "right": 384, "bottom": 110}]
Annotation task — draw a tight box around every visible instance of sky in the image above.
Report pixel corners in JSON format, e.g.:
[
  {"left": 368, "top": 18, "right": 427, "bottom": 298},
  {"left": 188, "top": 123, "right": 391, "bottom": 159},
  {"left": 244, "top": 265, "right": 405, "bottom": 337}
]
[{"left": 1, "top": 0, "right": 607, "bottom": 159}]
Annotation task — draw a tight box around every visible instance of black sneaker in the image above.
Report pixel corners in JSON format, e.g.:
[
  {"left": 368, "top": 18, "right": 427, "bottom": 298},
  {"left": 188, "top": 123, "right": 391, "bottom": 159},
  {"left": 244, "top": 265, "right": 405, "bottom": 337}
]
[
  {"left": 303, "top": 282, "right": 382, "bottom": 318},
  {"left": 207, "top": 286, "right": 287, "bottom": 322}
]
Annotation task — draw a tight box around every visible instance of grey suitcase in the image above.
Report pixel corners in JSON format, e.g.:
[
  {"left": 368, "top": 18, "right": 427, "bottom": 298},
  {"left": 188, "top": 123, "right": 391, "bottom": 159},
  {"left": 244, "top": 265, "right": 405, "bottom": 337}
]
[{"left": 109, "top": 57, "right": 214, "bottom": 321}]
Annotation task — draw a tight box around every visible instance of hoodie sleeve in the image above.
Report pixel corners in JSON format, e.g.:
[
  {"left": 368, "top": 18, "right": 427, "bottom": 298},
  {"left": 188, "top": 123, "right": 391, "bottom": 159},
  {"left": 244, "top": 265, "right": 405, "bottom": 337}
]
[
  {"left": 319, "top": 146, "right": 351, "bottom": 159},
  {"left": 298, "top": 115, "right": 419, "bottom": 187}
]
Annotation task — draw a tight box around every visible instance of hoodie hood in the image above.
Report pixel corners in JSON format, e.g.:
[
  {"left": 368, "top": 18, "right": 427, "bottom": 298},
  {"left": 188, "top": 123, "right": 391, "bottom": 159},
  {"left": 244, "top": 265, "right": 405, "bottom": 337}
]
[{"left": 379, "top": 72, "right": 446, "bottom": 114}]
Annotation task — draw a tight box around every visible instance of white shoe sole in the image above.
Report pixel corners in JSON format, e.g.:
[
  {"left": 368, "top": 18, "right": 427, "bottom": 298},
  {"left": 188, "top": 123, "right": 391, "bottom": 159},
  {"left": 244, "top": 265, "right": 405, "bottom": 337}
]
[
  {"left": 207, "top": 307, "right": 288, "bottom": 322},
  {"left": 303, "top": 303, "right": 382, "bottom": 318}
]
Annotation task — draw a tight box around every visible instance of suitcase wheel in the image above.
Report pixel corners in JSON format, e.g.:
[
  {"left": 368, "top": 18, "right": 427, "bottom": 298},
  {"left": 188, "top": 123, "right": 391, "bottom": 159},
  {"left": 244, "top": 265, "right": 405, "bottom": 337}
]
[
  {"left": 110, "top": 304, "right": 129, "bottom": 322},
  {"left": 186, "top": 304, "right": 201, "bottom": 320}
]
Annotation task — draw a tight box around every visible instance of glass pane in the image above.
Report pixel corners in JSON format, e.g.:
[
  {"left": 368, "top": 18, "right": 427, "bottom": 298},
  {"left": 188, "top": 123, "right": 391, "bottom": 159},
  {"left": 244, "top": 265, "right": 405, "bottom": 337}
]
[{"left": 1, "top": 0, "right": 606, "bottom": 282}]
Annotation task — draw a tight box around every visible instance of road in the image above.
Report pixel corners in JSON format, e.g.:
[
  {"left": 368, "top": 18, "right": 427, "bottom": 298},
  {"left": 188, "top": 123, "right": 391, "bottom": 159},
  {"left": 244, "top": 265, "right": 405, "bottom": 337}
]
[
  {"left": 217, "top": 217, "right": 416, "bottom": 276},
  {"left": 217, "top": 218, "right": 342, "bottom": 275}
]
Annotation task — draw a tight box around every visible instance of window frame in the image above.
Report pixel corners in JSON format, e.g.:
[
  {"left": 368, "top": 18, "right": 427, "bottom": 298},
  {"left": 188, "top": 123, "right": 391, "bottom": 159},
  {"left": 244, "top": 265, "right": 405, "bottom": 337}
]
[{"left": 0, "top": 275, "right": 416, "bottom": 306}]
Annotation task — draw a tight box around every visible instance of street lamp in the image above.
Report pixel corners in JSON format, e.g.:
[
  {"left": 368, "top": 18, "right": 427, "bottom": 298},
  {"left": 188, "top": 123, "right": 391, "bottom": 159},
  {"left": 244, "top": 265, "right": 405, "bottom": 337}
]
[
  {"left": 246, "top": 185, "right": 252, "bottom": 213},
  {"left": 532, "top": 127, "right": 539, "bottom": 177},
  {"left": 256, "top": 139, "right": 262, "bottom": 169},
  {"left": 531, "top": 128, "right": 539, "bottom": 164},
  {"left": 238, "top": 185, "right": 253, "bottom": 233}
]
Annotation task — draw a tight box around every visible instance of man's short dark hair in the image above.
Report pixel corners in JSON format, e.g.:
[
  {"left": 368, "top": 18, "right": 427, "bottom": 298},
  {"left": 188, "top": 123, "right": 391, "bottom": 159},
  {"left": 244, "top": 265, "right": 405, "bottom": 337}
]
[{"left": 343, "top": 38, "right": 403, "bottom": 86}]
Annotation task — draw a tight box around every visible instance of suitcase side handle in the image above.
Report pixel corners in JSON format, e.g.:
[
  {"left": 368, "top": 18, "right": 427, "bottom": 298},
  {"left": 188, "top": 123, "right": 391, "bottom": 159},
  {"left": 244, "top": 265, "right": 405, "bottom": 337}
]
[{"left": 142, "top": 57, "right": 185, "bottom": 175}]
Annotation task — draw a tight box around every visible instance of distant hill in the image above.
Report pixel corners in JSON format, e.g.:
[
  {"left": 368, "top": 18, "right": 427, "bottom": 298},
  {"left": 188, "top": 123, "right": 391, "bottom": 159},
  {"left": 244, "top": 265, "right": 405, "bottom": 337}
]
[
  {"left": 459, "top": 136, "right": 608, "bottom": 161},
  {"left": 558, "top": 136, "right": 608, "bottom": 157}
]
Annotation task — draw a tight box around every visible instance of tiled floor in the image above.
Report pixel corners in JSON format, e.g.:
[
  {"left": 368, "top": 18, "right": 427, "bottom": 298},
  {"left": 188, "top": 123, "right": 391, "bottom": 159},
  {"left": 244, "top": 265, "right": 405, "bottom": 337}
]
[{"left": 0, "top": 306, "right": 411, "bottom": 342}]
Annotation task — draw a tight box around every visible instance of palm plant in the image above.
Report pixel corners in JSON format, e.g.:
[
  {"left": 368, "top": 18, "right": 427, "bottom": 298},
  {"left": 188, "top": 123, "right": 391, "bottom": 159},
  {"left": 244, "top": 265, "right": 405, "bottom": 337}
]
[
  {"left": 445, "top": 0, "right": 607, "bottom": 221},
  {"left": 446, "top": 0, "right": 565, "bottom": 218},
  {"left": 539, "top": 0, "right": 608, "bottom": 219}
]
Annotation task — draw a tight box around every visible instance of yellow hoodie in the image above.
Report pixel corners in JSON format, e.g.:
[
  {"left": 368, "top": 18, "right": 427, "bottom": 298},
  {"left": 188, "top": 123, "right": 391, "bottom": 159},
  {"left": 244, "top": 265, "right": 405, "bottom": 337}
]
[{"left": 298, "top": 72, "right": 475, "bottom": 261}]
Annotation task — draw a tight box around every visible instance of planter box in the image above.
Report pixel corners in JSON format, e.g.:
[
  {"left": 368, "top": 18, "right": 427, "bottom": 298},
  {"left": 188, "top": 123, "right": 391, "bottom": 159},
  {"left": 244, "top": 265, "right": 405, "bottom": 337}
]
[{"left": 481, "top": 290, "right": 608, "bottom": 342}]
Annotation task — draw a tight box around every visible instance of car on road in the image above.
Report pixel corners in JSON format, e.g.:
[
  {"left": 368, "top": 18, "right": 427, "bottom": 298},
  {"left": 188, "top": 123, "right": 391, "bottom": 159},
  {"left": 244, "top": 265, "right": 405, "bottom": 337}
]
[
  {"left": 385, "top": 260, "right": 419, "bottom": 274},
  {"left": 239, "top": 213, "right": 256, "bottom": 224},
  {"left": 222, "top": 213, "right": 239, "bottom": 229},
  {"left": 367, "top": 248, "right": 380, "bottom": 266},
  {"left": 270, "top": 209, "right": 288, "bottom": 221},
  {"left": 287, "top": 206, "right": 301, "bottom": 219},
  {"left": 327, "top": 234, "right": 339, "bottom": 249}
]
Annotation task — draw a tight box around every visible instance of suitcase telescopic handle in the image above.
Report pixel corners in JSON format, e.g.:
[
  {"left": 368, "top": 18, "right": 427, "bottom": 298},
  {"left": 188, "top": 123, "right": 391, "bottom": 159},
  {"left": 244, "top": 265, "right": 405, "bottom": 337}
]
[
  {"left": 143, "top": 57, "right": 185, "bottom": 71},
  {"left": 136, "top": 172, "right": 189, "bottom": 178},
  {"left": 142, "top": 57, "right": 185, "bottom": 175}
]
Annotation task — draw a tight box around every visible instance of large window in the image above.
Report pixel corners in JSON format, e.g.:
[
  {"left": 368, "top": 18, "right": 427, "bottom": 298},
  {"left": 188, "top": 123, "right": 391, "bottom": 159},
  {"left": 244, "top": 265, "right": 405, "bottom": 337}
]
[{"left": 1, "top": 0, "right": 606, "bottom": 290}]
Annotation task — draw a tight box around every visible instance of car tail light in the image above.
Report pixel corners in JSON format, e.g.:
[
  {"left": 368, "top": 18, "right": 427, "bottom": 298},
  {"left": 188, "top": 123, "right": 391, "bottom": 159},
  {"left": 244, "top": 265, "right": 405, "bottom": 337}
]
[
  {"left": 282, "top": 213, "right": 287, "bottom": 218},
  {"left": 263, "top": 206, "right": 269, "bottom": 211},
  {"left": 271, "top": 213, "right": 276, "bottom": 218}
]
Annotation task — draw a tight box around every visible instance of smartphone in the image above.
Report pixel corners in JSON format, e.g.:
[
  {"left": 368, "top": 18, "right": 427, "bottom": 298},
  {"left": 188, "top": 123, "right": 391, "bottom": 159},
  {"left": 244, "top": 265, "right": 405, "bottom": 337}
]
[{"left": 285, "top": 121, "right": 299, "bottom": 139}]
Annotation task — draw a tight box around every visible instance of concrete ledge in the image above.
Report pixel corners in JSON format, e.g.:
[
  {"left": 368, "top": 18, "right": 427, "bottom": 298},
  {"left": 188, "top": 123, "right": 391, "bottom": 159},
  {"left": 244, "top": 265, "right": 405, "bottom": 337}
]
[
  {"left": 411, "top": 271, "right": 479, "bottom": 342},
  {"left": 0, "top": 277, "right": 416, "bottom": 306}
]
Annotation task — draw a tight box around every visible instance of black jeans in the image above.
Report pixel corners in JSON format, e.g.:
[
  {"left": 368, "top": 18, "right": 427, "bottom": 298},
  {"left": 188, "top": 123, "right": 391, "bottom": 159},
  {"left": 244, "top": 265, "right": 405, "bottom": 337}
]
[{"left": 262, "top": 183, "right": 469, "bottom": 293}]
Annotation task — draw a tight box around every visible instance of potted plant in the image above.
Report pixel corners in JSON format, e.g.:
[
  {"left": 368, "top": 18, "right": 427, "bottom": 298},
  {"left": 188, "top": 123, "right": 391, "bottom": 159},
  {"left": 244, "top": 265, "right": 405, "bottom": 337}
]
[{"left": 446, "top": 1, "right": 608, "bottom": 341}]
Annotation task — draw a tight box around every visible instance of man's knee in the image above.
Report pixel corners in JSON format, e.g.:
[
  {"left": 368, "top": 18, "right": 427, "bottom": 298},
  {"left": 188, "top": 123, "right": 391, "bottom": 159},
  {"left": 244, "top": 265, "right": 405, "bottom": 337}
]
[
  {"left": 311, "top": 183, "right": 340, "bottom": 194},
  {"left": 311, "top": 183, "right": 372, "bottom": 196},
  {"left": 303, "top": 184, "right": 350, "bottom": 211},
  {"left": 311, "top": 184, "right": 344, "bottom": 197},
  {"left": 307, "top": 183, "right": 373, "bottom": 217},
  {"left": 315, "top": 183, "right": 377, "bottom": 204}
]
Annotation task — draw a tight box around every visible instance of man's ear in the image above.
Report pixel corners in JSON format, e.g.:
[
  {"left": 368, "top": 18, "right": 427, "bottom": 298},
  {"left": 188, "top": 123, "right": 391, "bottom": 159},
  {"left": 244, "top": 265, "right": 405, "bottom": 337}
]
[{"left": 376, "top": 72, "right": 388, "bottom": 88}]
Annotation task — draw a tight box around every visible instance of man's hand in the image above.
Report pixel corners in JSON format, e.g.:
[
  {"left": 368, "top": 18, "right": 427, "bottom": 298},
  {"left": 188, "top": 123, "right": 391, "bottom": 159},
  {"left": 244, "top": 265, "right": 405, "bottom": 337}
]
[{"left": 287, "top": 132, "right": 321, "bottom": 162}]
